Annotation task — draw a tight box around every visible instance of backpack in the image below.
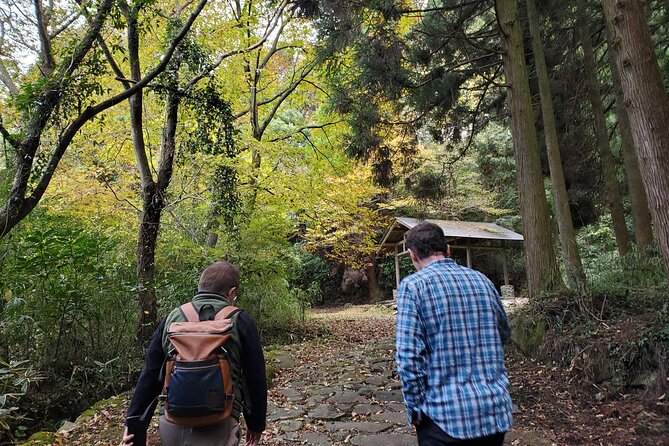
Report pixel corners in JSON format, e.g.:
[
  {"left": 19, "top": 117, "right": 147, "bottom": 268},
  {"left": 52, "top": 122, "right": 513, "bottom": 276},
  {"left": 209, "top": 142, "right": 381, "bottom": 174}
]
[{"left": 161, "top": 302, "right": 241, "bottom": 427}]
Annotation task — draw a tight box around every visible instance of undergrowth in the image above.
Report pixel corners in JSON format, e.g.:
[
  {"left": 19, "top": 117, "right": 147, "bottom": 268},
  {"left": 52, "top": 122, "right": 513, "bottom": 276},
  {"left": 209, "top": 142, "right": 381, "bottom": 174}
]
[{"left": 511, "top": 248, "right": 669, "bottom": 406}]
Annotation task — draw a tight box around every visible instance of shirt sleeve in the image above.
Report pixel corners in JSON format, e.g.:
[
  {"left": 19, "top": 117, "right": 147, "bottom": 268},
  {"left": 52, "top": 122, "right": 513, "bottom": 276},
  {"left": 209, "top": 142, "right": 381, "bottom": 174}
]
[
  {"left": 126, "top": 319, "right": 166, "bottom": 429},
  {"left": 237, "top": 311, "right": 267, "bottom": 433},
  {"left": 486, "top": 281, "right": 511, "bottom": 345},
  {"left": 395, "top": 280, "right": 427, "bottom": 423}
]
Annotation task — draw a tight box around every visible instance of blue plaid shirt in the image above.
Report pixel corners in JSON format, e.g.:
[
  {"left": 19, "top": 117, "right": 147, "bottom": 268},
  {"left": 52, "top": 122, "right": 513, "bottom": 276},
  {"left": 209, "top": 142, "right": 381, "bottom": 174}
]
[{"left": 395, "top": 258, "right": 512, "bottom": 439}]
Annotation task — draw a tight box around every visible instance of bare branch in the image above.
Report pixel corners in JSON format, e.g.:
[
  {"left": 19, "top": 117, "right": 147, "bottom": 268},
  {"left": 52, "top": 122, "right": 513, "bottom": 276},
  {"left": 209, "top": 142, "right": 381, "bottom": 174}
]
[
  {"left": 0, "top": 59, "right": 18, "bottom": 94},
  {"left": 268, "top": 120, "right": 343, "bottom": 142},
  {"left": 184, "top": 35, "right": 272, "bottom": 90},
  {"left": 49, "top": 11, "right": 80, "bottom": 39},
  {"left": 34, "top": 0, "right": 55, "bottom": 75},
  {"left": 0, "top": 121, "right": 18, "bottom": 148},
  {"left": 102, "top": 177, "right": 141, "bottom": 212},
  {"left": 257, "top": 59, "right": 318, "bottom": 137}
]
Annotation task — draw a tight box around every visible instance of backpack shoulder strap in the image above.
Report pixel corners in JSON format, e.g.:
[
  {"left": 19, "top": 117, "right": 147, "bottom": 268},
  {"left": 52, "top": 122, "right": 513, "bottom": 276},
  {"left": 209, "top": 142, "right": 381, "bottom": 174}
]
[
  {"left": 179, "top": 303, "right": 200, "bottom": 322},
  {"left": 214, "top": 305, "right": 241, "bottom": 321}
]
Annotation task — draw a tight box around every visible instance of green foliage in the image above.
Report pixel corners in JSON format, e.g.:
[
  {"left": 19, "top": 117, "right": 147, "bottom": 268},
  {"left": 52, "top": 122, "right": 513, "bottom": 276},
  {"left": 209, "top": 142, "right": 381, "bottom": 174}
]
[
  {"left": 585, "top": 247, "right": 668, "bottom": 314},
  {"left": 184, "top": 82, "right": 240, "bottom": 231},
  {"left": 576, "top": 213, "right": 667, "bottom": 313},
  {"left": 0, "top": 359, "right": 43, "bottom": 441},
  {"left": 0, "top": 215, "right": 136, "bottom": 368},
  {"left": 378, "top": 254, "right": 413, "bottom": 292},
  {"left": 290, "top": 249, "right": 339, "bottom": 306},
  {"left": 0, "top": 212, "right": 139, "bottom": 438},
  {"left": 214, "top": 214, "right": 303, "bottom": 335}
]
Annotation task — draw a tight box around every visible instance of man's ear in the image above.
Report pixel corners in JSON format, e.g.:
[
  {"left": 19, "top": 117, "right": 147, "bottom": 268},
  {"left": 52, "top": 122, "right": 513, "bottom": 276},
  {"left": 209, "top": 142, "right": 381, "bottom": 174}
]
[
  {"left": 227, "top": 286, "right": 238, "bottom": 302},
  {"left": 408, "top": 249, "right": 418, "bottom": 263}
]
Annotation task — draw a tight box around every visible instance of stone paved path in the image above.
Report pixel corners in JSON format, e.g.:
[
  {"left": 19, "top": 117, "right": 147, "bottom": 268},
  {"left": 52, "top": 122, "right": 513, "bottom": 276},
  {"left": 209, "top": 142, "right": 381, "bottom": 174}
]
[
  {"left": 263, "top": 335, "right": 416, "bottom": 445},
  {"left": 258, "top": 306, "right": 555, "bottom": 446}
]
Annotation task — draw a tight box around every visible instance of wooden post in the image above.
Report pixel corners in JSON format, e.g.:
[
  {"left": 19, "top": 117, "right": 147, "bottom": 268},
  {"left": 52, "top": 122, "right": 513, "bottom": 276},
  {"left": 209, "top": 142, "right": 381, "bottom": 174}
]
[
  {"left": 466, "top": 240, "right": 473, "bottom": 268},
  {"left": 395, "top": 243, "right": 401, "bottom": 289},
  {"left": 502, "top": 241, "right": 510, "bottom": 286}
]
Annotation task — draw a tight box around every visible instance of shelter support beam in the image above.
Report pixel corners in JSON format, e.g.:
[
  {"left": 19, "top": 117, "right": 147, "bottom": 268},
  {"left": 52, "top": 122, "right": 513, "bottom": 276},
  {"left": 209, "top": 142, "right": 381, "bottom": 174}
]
[
  {"left": 502, "top": 241, "right": 510, "bottom": 286},
  {"left": 394, "top": 244, "right": 401, "bottom": 289}
]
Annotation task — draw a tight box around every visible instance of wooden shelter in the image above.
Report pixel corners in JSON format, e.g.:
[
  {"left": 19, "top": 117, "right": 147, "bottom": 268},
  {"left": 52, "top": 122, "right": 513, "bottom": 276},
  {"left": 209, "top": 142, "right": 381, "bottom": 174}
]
[{"left": 377, "top": 217, "right": 524, "bottom": 289}]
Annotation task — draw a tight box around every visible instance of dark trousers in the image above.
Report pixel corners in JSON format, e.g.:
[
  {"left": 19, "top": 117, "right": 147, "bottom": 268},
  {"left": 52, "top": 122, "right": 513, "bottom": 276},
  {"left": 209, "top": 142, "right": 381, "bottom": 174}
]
[{"left": 417, "top": 417, "right": 505, "bottom": 446}]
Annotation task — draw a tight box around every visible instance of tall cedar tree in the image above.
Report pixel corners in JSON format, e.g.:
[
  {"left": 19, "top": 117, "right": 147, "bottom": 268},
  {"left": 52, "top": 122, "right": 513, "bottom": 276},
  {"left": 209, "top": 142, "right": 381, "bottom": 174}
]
[
  {"left": 602, "top": 0, "right": 669, "bottom": 285},
  {"left": 496, "top": 0, "right": 564, "bottom": 297},
  {"left": 578, "top": 6, "right": 632, "bottom": 255},
  {"left": 527, "top": 0, "right": 586, "bottom": 294}
]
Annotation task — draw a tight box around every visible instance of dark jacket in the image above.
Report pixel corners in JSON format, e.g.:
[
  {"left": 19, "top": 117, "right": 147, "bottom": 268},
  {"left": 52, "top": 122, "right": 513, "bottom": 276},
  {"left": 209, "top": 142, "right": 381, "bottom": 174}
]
[{"left": 126, "top": 294, "right": 267, "bottom": 434}]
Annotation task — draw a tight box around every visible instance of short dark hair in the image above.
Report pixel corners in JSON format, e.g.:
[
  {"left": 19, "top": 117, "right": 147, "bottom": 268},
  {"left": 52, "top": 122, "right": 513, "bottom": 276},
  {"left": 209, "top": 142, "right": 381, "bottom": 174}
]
[
  {"left": 405, "top": 222, "right": 446, "bottom": 260},
  {"left": 198, "top": 261, "right": 240, "bottom": 295}
]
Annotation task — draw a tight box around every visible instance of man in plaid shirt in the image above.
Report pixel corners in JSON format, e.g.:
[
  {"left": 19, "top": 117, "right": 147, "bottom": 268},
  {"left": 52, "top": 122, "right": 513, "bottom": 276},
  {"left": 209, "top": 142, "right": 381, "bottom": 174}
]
[{"left": 395, "top": 222, "right": 512, "bottom": 445}]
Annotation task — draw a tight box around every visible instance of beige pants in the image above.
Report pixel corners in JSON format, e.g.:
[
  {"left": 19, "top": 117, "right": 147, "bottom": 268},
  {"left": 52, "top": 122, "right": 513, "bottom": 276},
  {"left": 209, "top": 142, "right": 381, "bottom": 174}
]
[{"left": 159, "top": 415, "right": 240, "bottom": 446}]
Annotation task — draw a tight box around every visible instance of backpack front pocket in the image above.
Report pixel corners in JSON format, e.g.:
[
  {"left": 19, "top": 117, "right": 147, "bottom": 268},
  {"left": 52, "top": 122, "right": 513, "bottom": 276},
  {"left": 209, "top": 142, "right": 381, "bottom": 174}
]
[{"left": 166, "top": 358, "right": 231, "bottom": 417}]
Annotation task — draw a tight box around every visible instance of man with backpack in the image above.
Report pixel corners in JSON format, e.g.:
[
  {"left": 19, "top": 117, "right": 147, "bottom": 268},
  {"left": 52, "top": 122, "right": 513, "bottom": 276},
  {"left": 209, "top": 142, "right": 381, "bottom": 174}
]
[{"left": 121, "top": 261, "right": 267, "bottom": 446}]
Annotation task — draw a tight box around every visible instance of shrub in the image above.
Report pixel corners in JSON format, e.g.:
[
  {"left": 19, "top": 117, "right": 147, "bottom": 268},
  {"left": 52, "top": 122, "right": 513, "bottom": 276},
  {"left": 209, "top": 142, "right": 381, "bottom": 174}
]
[{"left": 0, "top": 360, "right": 43, "bottom": 442}]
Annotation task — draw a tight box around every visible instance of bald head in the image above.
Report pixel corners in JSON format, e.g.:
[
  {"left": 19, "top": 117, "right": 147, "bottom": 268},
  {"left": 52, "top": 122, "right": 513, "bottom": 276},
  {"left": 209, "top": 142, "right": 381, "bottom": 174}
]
[{"left": 198, "top": 261, "right": 240, "bottom": 296}]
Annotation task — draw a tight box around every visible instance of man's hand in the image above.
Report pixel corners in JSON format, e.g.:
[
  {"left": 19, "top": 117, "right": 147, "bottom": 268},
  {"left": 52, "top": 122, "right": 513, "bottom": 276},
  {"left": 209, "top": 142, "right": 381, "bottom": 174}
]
[
  {"left": 121, "top": 426, "right": 134, "bottom": 445},
  {"left": 121, "top": 426, "right": 148, "bottom": 446},
  {"left": 245, "top": 430, "right": 262, "bottom": 446}
]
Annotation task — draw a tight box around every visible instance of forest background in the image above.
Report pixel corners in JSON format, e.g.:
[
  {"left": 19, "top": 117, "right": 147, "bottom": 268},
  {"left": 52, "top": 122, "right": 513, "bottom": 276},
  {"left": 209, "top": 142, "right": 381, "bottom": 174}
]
[{"left": 0, "top": 0, "right": 668, "bottom": 442}]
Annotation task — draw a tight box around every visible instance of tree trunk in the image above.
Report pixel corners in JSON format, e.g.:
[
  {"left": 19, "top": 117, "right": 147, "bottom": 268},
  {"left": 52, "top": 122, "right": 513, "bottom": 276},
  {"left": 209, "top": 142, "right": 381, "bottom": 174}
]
[
  {"left": 123, "top": 3, "right": 158, "bottom": 344},
  {"left": 496, "top": 0, "right": 564, "bottom": 298},
  {"left": 602, "top": 0, "right": 669, "bottom": 285},
  {"left": 527, "top": 0, "right": 586, "bottom": 294},
  {"left": 578, "top": 13, "right": 632, "bottom": 256},
  {"left": 366, "top": 258, "right": 382, "bottom": 303},
  {"left": 137, "top": 182, "right": 160, "bottom": 344},
  {"left": 606, "top": 28, "right": 654, "bottom": 253},
  {"left": 136, "top": 88, "right": 181, "bottom": 344}
]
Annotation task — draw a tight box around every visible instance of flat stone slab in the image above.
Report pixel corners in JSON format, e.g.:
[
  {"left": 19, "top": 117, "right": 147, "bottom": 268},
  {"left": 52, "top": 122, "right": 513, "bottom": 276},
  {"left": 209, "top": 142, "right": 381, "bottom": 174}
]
[
  {"left": 300, "top": 431, "right": 332, "bottom": 445},
  {"left": 365, "top": 376, "right": 388, "bottom": 386},
  {"left": 279, "top": 388, "right": 302, "bottom": 399},
  {"left": 386, "top": 402, "right": 406, "bottom": 412},
  {"left": 323, "top": 421, "right": 392, "bottom": 433},
  {"left": 268, "top": 407, "right": 305, "bottom": 421},
  {"left": 305, "top": 395, "right": 326, "bottom": 405},
  {"left": 350, "top": 433, "right": 418, "bottom": 446},
  {"left": 271, "top": 353, "right": 299, "bottom": 368},
  {"left": 352, "top": 403, "right": 380, "bottom": 415},
  {"left": 372, "top": 390, "right": 404, "bottom": 403},
  {"left": 331, "top": 390, "right": 363, "bottom": 405},
  {"left": 307, "top": 404, "right": 345, "bottom": 421},
  {"left": 371, "top": 411, "right": 409, "bottom": 425},
  {"left": 278, "top": 419, "right": 302, "bottom": 432}
]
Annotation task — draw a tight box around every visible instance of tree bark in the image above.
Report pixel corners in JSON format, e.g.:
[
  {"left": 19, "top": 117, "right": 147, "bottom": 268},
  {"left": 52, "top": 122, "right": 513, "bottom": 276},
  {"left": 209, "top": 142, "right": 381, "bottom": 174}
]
[
  {"left": 606, "top": 28, "right": 654, "bottom": 253},
  {"left": 578, "top": 13, "right": 632, "bottom": 256},
  {"left": 602, "top": 0, "right": 669, "bottom": 285},
  {"left": 366, "top": 257, "right": 382, "bottom": 303},
  {"left": 527, "top": 0, "right": 586, "bottom": 294},
  {"left": 496, "top": 0, "right": 564, "bottom": 298}
]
